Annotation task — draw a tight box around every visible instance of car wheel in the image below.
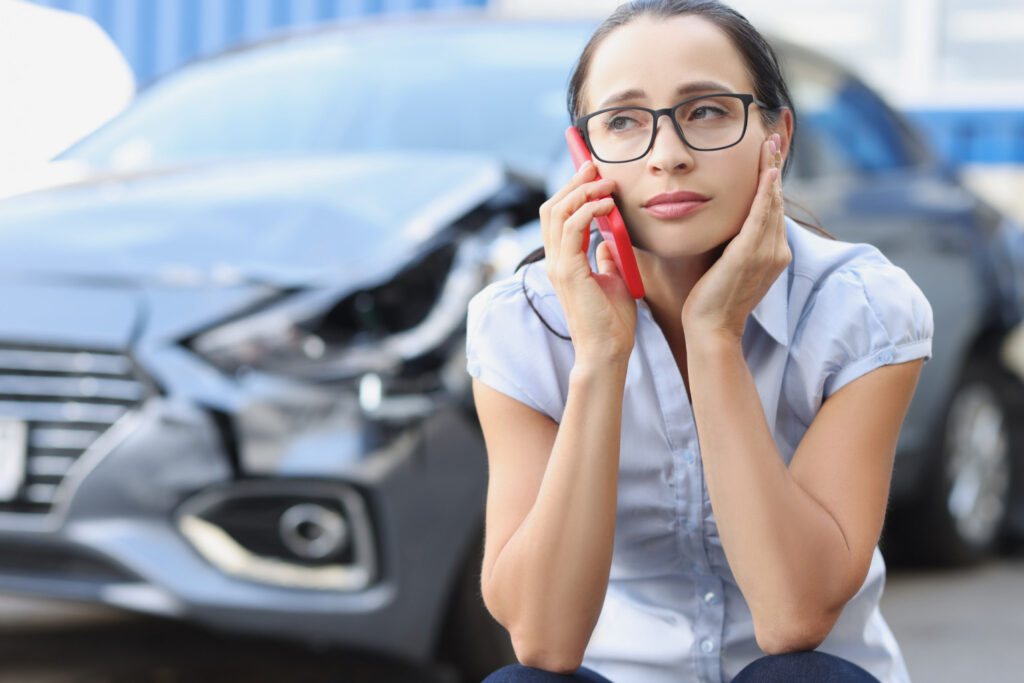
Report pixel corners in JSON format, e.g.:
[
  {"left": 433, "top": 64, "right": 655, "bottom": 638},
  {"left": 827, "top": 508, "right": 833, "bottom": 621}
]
[
  {"left": 894, "top": 355, "right": 1021, "bottom": 565},
  {"left": 434, "top": 530, "right": 516, "bottom": 682}
]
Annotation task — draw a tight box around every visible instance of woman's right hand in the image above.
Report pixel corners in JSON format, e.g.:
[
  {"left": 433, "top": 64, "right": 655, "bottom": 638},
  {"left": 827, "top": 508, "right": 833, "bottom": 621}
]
[{"left": 539, "top": 160, "right": 638, "bottom": 366}]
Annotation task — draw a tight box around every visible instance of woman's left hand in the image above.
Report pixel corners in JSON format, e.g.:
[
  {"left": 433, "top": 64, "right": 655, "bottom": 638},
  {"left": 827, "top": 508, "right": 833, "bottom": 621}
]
[{"left": 680, "top": 132, "right": 790, "bottom": 343}]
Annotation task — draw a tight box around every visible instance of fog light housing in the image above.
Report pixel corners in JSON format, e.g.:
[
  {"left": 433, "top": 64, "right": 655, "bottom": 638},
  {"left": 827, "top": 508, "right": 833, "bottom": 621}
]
[{"left": 176, "top": 480, "right": 376, "bottom": 591}]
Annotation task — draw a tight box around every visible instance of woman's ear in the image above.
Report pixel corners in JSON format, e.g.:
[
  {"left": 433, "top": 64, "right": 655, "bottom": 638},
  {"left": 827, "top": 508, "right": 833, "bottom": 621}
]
[{"left": 774, "top": 107, "right": 794, "bottom": 163}]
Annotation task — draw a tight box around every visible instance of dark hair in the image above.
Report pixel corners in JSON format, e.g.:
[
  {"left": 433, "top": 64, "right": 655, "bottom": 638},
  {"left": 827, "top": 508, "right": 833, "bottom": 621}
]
[{"left": 517, "top": 0, "right": 834, "bottom": 340}]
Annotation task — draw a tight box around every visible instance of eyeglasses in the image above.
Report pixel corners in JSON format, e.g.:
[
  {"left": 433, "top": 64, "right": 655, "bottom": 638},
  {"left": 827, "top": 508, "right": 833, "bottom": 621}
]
[{"left": 577, "top": 93, "right": 770, "bottom": 163}]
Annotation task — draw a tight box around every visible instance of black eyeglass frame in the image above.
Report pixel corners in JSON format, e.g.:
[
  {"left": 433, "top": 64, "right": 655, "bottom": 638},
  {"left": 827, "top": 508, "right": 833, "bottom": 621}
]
[{"left": 576, "top": 93, "right": 772, "bottom": 163}]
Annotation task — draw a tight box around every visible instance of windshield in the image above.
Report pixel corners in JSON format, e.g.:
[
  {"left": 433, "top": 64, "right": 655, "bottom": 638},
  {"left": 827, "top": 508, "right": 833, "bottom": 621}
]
[{"left": 58, "top": 23, "right": 589, "bottom": 178}]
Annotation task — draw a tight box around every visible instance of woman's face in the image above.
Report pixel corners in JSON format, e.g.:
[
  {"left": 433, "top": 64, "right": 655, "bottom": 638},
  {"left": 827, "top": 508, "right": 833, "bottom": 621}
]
[{"left": 582, "top": 14, "right": 789, "bottom": 259}]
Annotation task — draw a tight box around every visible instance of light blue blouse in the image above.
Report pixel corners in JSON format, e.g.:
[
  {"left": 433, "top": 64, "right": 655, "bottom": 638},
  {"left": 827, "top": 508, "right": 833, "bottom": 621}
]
[{"left": 465, "top": 216, "right": 933, "bottom": 683}]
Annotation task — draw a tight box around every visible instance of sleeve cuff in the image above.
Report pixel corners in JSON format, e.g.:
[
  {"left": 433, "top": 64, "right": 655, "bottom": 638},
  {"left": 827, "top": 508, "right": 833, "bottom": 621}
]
[
  {"left": 825, "top": 337, "right": 933, "bottom": 398},
  {"left": 466, "top": 358, "right": 556, "bottom": 421}
]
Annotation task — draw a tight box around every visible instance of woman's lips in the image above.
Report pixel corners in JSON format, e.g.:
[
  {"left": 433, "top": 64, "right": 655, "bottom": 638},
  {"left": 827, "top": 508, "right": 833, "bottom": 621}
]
[{"left": 642, "top": 199, "right": 709, "bottom": 218}]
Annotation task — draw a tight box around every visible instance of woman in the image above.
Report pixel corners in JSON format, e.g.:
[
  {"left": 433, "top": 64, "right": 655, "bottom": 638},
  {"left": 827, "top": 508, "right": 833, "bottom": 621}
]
[{"left": 467, "top": 1, "right": 932, "bottom": 681}]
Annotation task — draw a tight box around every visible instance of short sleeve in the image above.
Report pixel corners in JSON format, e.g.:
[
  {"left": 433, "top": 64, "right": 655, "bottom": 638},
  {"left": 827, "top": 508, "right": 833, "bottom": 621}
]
[
  {"left": 465, "top": 271, "right": 572, "bottom": 422},
  {"left": 787, "top": 257, "right": 934, "bottom": 410}
]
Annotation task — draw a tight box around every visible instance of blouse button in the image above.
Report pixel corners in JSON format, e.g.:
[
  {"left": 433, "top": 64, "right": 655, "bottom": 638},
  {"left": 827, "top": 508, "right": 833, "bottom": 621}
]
[
  {"left": 700, "top": 638, "right": 716, "bottom": 654},
  {"left": 704, "top": 591, "right": 718, "bottom": 605},
  {"left": 682, "top": 449, "right": 696, "bottom": 465},
  {"left": 879, "top": 350, "right": 894, "bottom": 363}
]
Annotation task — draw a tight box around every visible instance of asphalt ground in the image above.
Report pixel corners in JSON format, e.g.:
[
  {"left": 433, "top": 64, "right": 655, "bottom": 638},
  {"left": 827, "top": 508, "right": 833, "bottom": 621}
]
[
  {"left": 0, "top": 597, "right": 451, "bottom": 683},
  {"left": 881, "top": 555, "right": 1024, "bottom": 682},
  {"left": 0, "top": 555, "right": 1021, "bottom": 682}
]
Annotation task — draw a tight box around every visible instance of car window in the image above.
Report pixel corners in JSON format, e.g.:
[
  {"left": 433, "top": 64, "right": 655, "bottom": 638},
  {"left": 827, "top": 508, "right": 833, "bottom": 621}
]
[
  {"left": 786, "top": 55, "right": 928, "bottom": 175},
  {"left": 57, "top": 25, "right": 589, "bottom": 179}
]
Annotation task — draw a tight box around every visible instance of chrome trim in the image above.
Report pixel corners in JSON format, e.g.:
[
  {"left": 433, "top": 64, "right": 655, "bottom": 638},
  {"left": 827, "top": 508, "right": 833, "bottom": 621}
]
[
  {"left": 176, "top": 480, "right": 377, "bottom": 591},
  {"left": 26, "top": 455, "right": 75, "bottom": 477},
  {"left": 0, "top": 349, "right": 132, "bottom": 375},
  {"left": 0, "top": 341, "right": 148, "bottom": 521},
  {"left": 25, "top": 483, "right": 58, "bottom": 504},
  {"left": 0, "top": 400, "right": 128, "bottom": 424},
  {"left": 0, "top": 409, "right": 143, "bottom": 532},
  {"left": 0, "top": 374, "right": 145, "bottom": 401},
  {"left": 30, "top": 428, "right": 103, "bottom": 450},
  {"left": 180, "top": 517, "right": 370, "bottom": 591},
  {"left": 99, "top": 582, "right": 184, "bottom": 617}
]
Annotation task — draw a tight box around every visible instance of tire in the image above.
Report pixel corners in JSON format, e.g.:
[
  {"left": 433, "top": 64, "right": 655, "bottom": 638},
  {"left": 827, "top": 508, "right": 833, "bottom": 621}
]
[
  {"left": 433, "top": 530, "right": 516, "bottom": 682},
  {"left": 886, "top": 354, "right": 1022, "bottom": 565}
]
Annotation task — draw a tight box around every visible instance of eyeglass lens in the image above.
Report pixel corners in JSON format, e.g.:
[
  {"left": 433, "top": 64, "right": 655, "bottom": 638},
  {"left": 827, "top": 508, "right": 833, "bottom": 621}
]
[{"left": 585, "top": 95, "right": 749, "bottom": 161}]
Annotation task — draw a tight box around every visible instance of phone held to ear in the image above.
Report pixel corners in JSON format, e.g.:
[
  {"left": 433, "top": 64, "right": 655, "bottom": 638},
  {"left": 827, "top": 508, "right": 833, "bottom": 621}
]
[{"left": 565, "top": 126, "right": 645, "bottom": 299}]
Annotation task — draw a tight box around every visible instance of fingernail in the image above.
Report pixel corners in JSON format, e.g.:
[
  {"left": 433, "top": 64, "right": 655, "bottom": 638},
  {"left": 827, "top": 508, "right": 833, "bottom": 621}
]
[
  {"left": 770, "top": 168, "right": 779, "bottom": 182},
  {"left": 769, "top": 138, "right": 777, "bottom": 155}
]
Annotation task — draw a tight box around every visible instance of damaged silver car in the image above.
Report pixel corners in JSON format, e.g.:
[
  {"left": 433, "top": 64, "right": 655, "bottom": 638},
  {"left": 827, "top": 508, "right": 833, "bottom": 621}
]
[{"left": 0, "top": 15, "right": 586, "bottom": 681}]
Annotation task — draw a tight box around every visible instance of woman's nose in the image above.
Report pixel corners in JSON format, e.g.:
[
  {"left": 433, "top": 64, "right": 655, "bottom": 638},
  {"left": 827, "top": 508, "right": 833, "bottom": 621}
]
[{"left": 646, "top": 116, "right": 694, "bottom": 172}]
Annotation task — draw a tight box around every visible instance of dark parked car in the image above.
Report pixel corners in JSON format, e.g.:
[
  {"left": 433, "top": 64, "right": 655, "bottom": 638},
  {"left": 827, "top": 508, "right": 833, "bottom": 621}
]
[
  {"left": 771, "top": 42, "right": 1024, "bottom": 565},
  {"left": 0, "top": 13, "right": 1021, "bottom": 682}
]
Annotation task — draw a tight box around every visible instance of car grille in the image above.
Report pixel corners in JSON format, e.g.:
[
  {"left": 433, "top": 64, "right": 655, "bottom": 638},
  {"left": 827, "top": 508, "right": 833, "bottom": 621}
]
[{"left": 0, "top": 343, "right": 150, "bottom": 514}]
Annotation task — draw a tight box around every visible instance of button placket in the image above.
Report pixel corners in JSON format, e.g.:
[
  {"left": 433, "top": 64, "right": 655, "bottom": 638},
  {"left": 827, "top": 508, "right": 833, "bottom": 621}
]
[
  {"left": 637, "top": 299, "right": 726, "bottom": 682},
  {"left": 699, "top": 575, "right": 726, "bottom": 682}
]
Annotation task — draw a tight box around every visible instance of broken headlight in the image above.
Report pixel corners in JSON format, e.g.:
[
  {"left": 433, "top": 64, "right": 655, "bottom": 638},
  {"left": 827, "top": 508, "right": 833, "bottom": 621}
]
[{"left": 190, "top": 241, "right": 483, "bottom": 384}]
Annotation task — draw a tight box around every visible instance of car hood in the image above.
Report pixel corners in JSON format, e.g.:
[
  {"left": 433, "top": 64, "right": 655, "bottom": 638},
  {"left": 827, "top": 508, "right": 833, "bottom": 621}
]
[
  {"left": 0, "top": 153, "right": 502, "bottom": 286},
  {"left": 0, "top": 153, "right": 504, "bottom": 345}
]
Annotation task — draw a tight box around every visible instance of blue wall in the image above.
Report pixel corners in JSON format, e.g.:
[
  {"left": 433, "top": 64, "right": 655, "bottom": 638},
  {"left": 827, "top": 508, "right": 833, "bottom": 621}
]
[{"left": 28, "top": 0, "right": 488, "bottom": 87}]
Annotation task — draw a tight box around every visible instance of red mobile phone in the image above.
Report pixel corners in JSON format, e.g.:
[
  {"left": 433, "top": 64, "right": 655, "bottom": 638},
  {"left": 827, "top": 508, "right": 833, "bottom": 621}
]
[{"left": 565, "top": 127, "right": 645, "bottom": 299}]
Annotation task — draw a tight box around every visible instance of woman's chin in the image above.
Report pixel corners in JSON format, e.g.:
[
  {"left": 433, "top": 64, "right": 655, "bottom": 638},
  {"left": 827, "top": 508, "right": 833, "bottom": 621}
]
[{"left": 632, "top": 236, "right": 730, "bottom": 261}]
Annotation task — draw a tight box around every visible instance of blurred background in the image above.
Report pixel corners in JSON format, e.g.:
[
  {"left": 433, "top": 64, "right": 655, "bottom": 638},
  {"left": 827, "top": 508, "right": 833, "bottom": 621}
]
[
  {"left": 0, "top": 0, "right": 1022, "bottom": 681},
  {"left": 7, "top": 0, "right": 1024, "bottom": 222}
]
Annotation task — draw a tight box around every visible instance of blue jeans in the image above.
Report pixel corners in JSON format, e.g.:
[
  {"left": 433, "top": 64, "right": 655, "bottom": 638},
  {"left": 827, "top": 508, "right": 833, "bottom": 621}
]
[{"left": 482, "top": 651, "right": 881, "bottom": 682}]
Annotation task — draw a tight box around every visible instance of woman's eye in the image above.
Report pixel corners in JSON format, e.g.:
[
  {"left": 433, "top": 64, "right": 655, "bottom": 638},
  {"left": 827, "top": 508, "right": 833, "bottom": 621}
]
[
  {"left": 692, "top": 105, "right": 724, "bottom": 120},
  {"left": 607, "top": 114, "right": 640, "bottom": 131},
  {"left": 690, "top": 105, "right": 728, "bottom": 121}
]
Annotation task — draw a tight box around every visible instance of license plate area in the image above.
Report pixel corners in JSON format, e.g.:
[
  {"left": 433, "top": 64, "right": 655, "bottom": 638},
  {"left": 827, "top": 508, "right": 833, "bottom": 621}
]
[{"left": 0, "top": 417, "right": 27, "bottom": 501}]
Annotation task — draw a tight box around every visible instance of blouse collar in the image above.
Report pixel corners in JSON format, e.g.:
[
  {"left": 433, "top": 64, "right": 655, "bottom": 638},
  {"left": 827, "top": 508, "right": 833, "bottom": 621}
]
[{"left": 634, "top": 251, "right": 791, "bottom": 347}]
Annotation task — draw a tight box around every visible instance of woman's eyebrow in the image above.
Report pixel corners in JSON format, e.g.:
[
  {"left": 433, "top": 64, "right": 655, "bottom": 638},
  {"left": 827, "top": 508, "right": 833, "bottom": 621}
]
[
  {"left": 596, "top": 80, "right": 735, "bottom": 109},
  {"left": 597, "top": 88, "right": 646, "bottom": 109},
  {"left": 676, "top": 80, "right": 735, "bottom": 96}
]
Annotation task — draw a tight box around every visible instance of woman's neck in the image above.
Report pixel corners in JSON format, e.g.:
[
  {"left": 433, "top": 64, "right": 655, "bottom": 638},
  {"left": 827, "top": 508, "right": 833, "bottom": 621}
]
[{"left": 636, "top": 244, "right": 724, "bottom": 335}]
